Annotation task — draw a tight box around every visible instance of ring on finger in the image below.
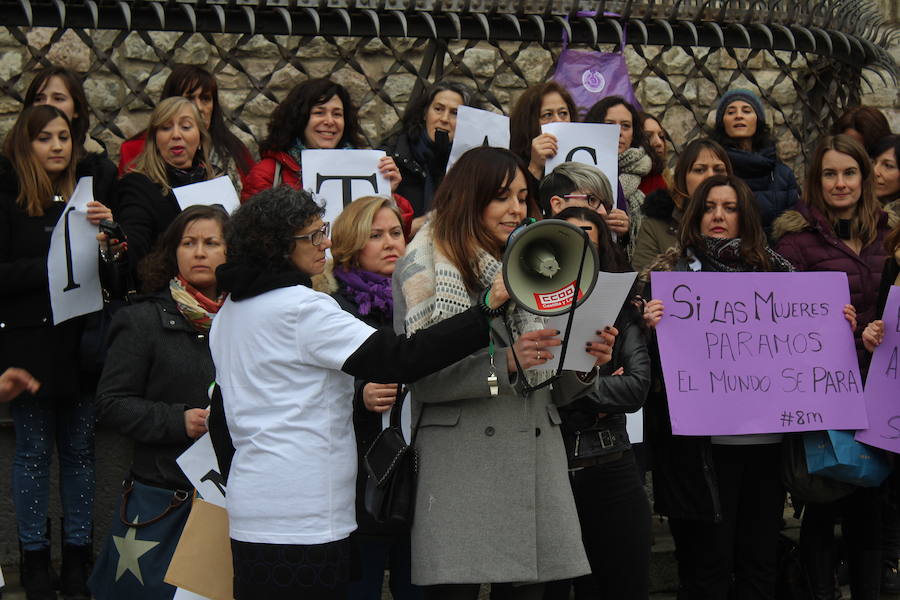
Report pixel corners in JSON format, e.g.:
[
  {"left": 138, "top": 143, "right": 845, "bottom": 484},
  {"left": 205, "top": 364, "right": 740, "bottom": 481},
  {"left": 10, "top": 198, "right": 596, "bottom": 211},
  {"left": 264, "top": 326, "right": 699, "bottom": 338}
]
[{"left": 537, "top": 350, "right": 542, "bottom": 360}]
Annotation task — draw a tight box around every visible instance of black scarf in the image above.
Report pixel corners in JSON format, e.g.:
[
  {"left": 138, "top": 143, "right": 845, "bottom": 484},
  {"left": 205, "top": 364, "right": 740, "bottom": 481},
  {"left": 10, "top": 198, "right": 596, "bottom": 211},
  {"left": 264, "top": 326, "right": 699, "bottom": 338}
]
[
  {"left": 216, "top": 262, "right": 311, "bottom": 301},
  {"left": 694, "top": 236, "right": 794, "bottom": 273},
  {"left": 411, "top": 131, "right": 450, "bottom": 211},
  {"left": 165, "top": 155, "right": 209, "bottom": 189}
]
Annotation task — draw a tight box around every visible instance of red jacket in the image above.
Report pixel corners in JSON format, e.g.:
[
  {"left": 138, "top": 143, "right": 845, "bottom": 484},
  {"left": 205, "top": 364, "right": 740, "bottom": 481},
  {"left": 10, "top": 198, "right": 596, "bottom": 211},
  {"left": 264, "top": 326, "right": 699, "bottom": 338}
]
[{"left": 241, "top": 149, "right": 415, "bottom": 238}]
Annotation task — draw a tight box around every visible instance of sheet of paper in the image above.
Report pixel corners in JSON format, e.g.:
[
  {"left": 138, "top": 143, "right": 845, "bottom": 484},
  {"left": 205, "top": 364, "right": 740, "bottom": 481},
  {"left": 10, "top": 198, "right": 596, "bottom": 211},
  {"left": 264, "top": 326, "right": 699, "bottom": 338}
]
[
  {"left": 176, "top": 428, "right": 226, "bottom": 509},
  {"left": 447, "top": 106, "right": 510, "bottom": 172},
  {"left": 654, "top": 271, "right": 867, "bottom": 435},
  {"left": 302, "top": 149, "right": 392, "bottom": 226},
  {"left": 534, "top": 271, "right": 638, "bottom": 372},
  {"left": 174, "top": 587, "right": 212, "bottom": 600},
  {"left": 627, "top": 409, "right": 643, "bottom": 444},
  {"left": 542, "top": 122, "right": 620, "bottom": 198},
  {"left": 173, "top": 176, "right": 240, "bottom": 214},
  {"left": 48, "top": 176, "right": 103, "bottom": 325}
]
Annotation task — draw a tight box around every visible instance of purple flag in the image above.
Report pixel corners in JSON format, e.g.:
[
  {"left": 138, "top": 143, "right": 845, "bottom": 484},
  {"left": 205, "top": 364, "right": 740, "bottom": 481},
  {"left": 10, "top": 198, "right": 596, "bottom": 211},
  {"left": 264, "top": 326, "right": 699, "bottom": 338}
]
[
  {"left": 855, "top": 286, "right": 900, "bottom": 453},
  {"left": 653, "top": 272, "right": 868, "bottom": 436}
]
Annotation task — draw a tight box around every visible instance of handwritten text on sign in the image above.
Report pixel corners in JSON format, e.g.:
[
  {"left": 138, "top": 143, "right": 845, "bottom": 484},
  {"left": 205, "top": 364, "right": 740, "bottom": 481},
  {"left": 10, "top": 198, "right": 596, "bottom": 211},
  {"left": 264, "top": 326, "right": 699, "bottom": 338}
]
[
  {"left": 855, "top": 286, "right": 900, "bottom": 454},
  {"left": 653, "top": 272, "right": 867, "bottom": 435}
]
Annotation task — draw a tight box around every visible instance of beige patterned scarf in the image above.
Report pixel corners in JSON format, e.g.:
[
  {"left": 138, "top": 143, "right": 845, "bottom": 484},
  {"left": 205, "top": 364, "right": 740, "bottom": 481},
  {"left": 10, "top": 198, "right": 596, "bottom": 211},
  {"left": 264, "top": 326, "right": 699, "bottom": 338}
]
[{"left": 396, "top": 223, "right": 553, "bottom": 386}]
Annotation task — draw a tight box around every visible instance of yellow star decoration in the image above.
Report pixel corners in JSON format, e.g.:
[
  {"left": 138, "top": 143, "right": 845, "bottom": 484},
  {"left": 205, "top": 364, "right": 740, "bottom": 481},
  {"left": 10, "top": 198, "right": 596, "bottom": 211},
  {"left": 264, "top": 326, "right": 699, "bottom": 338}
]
[{"left": 112, "top": 517, "right": 160, "bottom": 585}]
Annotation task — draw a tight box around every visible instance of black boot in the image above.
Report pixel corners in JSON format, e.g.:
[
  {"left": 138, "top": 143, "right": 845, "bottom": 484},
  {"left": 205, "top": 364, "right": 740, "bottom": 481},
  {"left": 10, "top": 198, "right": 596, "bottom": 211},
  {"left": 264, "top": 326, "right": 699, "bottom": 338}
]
[
  {"left": 59, "top": 544, "right": 91, "bottom": 600},
  {"left": 20, "top": 547, "right": 56, "bottom": 600}
]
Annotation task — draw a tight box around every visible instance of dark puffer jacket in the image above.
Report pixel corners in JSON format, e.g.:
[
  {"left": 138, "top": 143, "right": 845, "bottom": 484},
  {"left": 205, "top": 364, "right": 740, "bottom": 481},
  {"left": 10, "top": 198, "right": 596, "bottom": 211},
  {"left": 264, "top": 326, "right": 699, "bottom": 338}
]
[
  {"left": 726, "top": 145, "right": 798, "bottom": 231},
  {"left": 773, "top": 201, "right": 898, "bottom": 364},
  {"left": 380, "top": 131, "right": 450, "bottom": 217}
]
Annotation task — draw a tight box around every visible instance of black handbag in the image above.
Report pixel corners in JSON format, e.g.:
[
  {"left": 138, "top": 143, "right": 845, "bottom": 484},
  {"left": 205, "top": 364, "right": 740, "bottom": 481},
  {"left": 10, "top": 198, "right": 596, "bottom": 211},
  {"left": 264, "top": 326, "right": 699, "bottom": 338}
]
[{"left": 363, "top": 385, "right": 421, "bottom": 525}]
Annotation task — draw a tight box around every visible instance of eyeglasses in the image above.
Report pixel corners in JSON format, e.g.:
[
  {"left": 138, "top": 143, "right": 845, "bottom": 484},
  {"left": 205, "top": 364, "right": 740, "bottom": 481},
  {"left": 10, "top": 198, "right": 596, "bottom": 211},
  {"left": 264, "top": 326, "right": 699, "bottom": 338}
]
[
  {"left": 292, "top": 222, "right": 330, "bottom": 247},
  {"left": 563, "top": 193, "right": 610, "bottom": 211}
]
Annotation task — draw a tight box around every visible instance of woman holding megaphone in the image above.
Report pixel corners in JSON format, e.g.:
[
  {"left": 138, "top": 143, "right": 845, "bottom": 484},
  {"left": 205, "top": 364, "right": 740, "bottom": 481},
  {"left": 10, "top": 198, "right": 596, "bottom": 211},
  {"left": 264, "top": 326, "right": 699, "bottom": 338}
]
[{"left": 393, "top": 146, "right": 617, "bottom": 598}]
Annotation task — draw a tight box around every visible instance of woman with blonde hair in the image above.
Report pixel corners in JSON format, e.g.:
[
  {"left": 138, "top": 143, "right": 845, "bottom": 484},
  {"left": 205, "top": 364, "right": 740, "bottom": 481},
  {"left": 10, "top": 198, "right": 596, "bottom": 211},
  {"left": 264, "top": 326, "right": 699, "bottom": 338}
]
[
  {"left": 116, "top": 96, "right": 216, "bottom": 271},
  {"left": 313, "top": 195, "right": 420, "bottom": 598},
  {"left": 0, "top": 104, "right": 113, "bottom": 599}
]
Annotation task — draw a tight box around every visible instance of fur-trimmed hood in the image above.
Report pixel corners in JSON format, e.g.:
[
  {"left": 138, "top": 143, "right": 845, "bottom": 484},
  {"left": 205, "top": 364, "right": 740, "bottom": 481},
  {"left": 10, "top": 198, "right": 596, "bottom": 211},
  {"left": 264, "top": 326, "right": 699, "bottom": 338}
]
[
  {"left": 770, "top": 208, "right": 811, "bottom": 242},
  {"left": 311, "top": 259, "right": 338, "bottom": 295},
  {"left": 772, "top": 202, "right": 900, "bottom": 244}
]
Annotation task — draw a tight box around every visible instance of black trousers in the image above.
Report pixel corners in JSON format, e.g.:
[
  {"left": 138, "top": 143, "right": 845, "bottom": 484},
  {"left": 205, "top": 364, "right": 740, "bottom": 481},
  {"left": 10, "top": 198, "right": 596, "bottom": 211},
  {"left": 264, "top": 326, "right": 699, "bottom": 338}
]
[
  {"left": 426, "top": 583, "right": 545, "bottom": 600},
  {"left": 231, "top": 537, "right": 350, "bottom": 600},
  {"left": 800, "top": 487, "right": 883, "bottom": 600},
  {"left": 544, "top": 450, "right": 651, "bottom": 600},
  {"left": 668, "top": 443, "right": 784, "bottom": 600}
]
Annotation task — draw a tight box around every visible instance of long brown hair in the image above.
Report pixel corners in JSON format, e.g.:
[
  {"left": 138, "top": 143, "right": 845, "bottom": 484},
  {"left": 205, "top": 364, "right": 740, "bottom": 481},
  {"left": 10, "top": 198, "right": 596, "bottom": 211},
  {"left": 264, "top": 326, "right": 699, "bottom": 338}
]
[
  {"left": 139, "top": 204, "right": 229, "bottom": 293},
  {"left": 431, "top": 147, "right": 538, "bottom": 292},
  {"left": 671, "top": 138, "right": 733, "bottom": 207},
  {"left": 508, "top": 82, "right": 577, "bottom": 164},
  {"left": 130, "top": 97, "right": 214, "bottom": 194},
  {"left": 804, "top": 134, "right": 881, "bottom": 248},
  {"left": 679, "top": 174, "right": 773, "bottom": 270},
  {"left": 24, "top": 66, "right": 90, "bottom": 153},
  {"left": 3, "top": 105, "right": 76, "bottom": 217}
]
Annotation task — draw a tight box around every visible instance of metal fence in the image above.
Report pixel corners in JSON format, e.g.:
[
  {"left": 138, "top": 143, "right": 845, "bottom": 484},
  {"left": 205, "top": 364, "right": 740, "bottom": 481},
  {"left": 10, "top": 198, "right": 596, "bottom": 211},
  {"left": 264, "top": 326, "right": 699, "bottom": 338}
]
[{"left": 0, "top": 0, "right": 897, "bottom": 176}]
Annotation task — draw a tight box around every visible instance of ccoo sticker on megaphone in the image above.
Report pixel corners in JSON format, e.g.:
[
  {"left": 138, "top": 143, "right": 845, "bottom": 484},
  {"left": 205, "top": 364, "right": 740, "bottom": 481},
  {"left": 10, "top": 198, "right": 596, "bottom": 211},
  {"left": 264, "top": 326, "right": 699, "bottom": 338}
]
[{"left": 502, "top": 219, "right": 600, "bottom": 316}]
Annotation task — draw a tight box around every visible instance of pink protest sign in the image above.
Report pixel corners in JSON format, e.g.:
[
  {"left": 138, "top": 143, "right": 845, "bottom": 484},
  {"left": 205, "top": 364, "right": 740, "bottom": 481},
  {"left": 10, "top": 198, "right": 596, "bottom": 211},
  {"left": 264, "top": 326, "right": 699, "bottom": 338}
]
[
  {"left": 653, "top": 271, "right": 868, "bottom": 436},
  {"left": 855, "top": 286, "right": 900, "bottom": 453}
]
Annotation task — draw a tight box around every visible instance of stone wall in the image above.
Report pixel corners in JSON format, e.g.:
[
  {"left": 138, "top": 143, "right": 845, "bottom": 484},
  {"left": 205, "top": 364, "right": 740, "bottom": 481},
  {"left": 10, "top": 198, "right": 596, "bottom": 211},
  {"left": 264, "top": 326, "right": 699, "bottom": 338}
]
[{"left": 0, "top": 27, "right": 897, "bottom": 183}]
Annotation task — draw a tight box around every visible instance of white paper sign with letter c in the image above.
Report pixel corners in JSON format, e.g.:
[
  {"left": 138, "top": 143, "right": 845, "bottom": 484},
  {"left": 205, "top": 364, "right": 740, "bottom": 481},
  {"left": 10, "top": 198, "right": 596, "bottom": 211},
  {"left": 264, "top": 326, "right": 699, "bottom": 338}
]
[
  {"left": 542, "top": 122, "right": 620, "bottom": 196},
  {"left": 48, "top": 176, "right": 103, "bottom": 325}
]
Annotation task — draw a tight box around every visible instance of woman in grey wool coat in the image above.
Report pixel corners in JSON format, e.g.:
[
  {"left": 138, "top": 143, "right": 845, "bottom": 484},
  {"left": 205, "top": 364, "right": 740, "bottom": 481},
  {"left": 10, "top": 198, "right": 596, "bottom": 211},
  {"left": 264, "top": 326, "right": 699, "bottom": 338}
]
[{"left": 393, "top": 146, "right": 618, "bottom": 599}]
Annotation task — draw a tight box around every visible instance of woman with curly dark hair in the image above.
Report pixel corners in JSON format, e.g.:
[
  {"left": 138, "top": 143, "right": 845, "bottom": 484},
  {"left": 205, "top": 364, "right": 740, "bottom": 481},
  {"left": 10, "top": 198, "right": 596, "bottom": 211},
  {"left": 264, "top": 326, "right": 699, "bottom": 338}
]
[
  {"left": 711, "top": 88, "right": 798, "bottom": 232},
  {"left": 118, "top": 64, "right": 254, "bottom": 188},
  {"left": 91, "top": 204, "right": 228, "bottom": 598},
  {"left": 208, "top": 185, "right": 507, "bottom": 599},
  {"left": 241, "top": 78, "right": 403, "bottom": 207},
  {"left": 831, "top": 105, "right": 891, "bottom": 157}
]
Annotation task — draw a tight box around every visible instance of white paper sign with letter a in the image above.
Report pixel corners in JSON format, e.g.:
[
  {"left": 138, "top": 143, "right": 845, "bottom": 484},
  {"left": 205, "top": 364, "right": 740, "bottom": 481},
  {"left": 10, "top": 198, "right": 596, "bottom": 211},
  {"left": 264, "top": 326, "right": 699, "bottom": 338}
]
[{"left": 48, "top": 176, "right": 102, "bottom": 325}]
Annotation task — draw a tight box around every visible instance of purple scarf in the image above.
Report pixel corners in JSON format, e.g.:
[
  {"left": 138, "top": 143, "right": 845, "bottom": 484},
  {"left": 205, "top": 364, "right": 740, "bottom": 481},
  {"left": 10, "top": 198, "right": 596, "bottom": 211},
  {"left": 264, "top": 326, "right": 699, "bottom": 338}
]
[{"left": 333, "top": 267, "right": 393, "bottom": 317}]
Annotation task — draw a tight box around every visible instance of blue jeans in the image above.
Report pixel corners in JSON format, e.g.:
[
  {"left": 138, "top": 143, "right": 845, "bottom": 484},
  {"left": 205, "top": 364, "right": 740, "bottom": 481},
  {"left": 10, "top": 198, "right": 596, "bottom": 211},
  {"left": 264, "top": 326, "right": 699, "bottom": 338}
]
[{"left": 11, "top": 394, "right": 95, "bottom": 550}]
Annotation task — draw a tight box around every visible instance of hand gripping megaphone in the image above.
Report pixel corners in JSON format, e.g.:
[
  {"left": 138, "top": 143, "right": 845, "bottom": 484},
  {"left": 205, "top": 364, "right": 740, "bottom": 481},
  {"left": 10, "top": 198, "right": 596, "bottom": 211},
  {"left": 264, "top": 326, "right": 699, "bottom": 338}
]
[{"left": 501, "top": 219, "right": 599, "bottom": 316}]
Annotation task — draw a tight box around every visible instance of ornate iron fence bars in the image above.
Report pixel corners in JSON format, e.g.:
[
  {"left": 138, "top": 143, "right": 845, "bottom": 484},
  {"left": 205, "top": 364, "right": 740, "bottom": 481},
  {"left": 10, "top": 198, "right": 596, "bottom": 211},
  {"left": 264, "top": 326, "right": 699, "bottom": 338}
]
[{"left": 0, "top": 0, "right": 896, "bottom": 176}]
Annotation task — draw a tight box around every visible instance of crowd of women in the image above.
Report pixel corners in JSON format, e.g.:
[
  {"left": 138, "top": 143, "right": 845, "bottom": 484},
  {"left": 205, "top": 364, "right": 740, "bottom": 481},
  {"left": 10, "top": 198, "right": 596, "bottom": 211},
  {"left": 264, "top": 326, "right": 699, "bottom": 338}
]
[{"left": 0, "top": 61, "right": 898, "bottom": 600}]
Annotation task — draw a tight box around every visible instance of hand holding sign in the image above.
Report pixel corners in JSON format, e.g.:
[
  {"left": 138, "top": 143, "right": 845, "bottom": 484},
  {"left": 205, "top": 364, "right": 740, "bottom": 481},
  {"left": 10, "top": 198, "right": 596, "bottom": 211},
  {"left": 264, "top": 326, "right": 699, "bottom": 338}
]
[
  {"left": 48, "top": 176, "right": 104, "bottom": 325},
  {"left": 653, "top": 271, "right": 867, "bottom": 436}
]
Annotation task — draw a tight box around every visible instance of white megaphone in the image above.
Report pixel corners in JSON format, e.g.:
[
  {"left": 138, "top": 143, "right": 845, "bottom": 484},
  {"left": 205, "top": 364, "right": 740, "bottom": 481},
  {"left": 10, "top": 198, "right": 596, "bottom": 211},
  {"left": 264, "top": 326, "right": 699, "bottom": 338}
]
[{"left": 501, "top": 219, "right": 599, "bottom": 316}]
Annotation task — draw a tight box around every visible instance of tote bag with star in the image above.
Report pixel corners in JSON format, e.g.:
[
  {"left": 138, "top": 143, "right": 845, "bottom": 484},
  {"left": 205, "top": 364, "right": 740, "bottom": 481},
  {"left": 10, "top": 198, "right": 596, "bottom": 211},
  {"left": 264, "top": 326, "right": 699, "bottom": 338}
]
[{"left": 89, "top": 480, "right": 193, "bottom": 600}]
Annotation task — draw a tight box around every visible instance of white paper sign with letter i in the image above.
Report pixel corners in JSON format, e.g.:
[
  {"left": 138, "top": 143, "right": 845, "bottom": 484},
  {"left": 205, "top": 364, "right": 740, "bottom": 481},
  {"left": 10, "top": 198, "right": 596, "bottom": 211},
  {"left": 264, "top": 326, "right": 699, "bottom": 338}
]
[{"left": 48, "top": 176, "right": 103, "bottom": 325}]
